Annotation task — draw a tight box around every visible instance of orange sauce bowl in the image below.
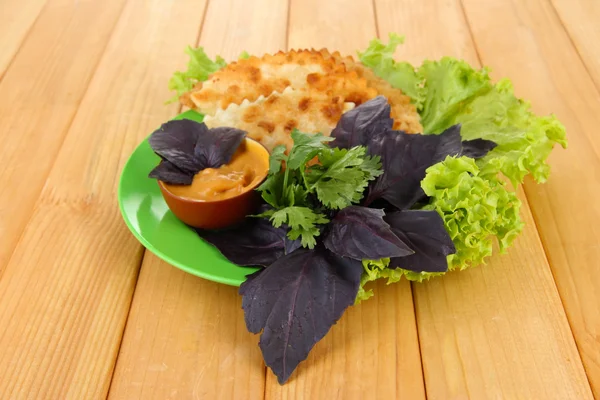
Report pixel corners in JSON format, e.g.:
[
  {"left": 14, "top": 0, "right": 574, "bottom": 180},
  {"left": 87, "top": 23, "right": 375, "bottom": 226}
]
[{"left": 157, "top": 138, "right": 270, "bottom": 230}]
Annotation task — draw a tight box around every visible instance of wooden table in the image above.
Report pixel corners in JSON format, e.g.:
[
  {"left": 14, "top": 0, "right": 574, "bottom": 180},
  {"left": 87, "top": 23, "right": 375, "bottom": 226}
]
[{"left": 1, "top": 0, "right": 599, "bottom": 398}]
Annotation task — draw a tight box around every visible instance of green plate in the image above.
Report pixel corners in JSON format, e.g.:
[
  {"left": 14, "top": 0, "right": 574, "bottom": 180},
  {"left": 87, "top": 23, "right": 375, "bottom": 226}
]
[{"left": 117, "top": 110, "right": 259, "bottom": 286}]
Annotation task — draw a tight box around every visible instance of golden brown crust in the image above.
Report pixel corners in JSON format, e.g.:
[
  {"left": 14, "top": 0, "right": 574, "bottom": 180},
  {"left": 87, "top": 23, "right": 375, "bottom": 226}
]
[
  {"left": 188, "top": 50, "right": 350, "bottom": 115},
  {"left": 203, "top": 87, "right": 354, "bottom": 153},
  {"left": 317, "top": 48, "right": 422, "bottom": 133},
  {"left": 181, "top": 48, "right": 423, "bottom": 151},
  {"left": 187, "top": 49, "right": 379, "bottom": 114}
]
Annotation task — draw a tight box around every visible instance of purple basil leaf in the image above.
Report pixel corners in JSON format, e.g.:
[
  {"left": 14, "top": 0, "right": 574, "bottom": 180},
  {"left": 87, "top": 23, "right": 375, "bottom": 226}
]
[
  {"left": 148, "top": 119, "right": 207, "bottom": 173},
  {"left": 194, "top": 126, "right": 247, "bottom": 169},
  {"left": 239, "top": 247, "right": 362, "bottom": 384},
  {"left": 323, "top": 206, "right": 414, "bottom": 260},
  {"left": 364, "top": 125, "right": 462, "bottom": 209},
  {"left": 330, "top": 96, "right": 393, "bottom": 149},
  {"left": 148, "top": 161, "right": 193, "bottom": 185},
  {"left": 385, "top": 210, "right": 456, "bottom": 273},
  {"left": 195, "top": 211, "right": 301, "bottom": 267},
  {"left": 430, "top": 124, "right": 463, "bottom": 159},
  {"left": 461, "top": 138, "right": 498, "bottom": 159}
]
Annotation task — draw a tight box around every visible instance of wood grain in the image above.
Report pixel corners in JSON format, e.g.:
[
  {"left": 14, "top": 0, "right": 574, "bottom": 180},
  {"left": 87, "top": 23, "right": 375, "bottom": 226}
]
[
  {"left": 0, "top": 0, "right": 47, "bottom": 78},
  {"left": 0, "top": 0, "right": 597, "bottom": 398},
  {"left": 288, "top": 0, "right": 376, "bottom": 52},
  {"left": 108, "top": 0, "right": 288, "bottom": 398},
  {"left": 0, "top": 0, "right": 127, "bottom": 276},
  {"left": 374, "top": 0, "right": 477, "bottom": 65},
  {"left": 108, "top": 255, "right": 265, "bottom": 400},
  {"left": 551, "top": 0, "right": 600, "bottom": 91},
  {"left": 264, "top": 1, "right": 426, "bottom": 398},
  {"left": 376, "top": 0, "right": 594, "bottom": 398},
  {"left": 414, "top": 193, "right": 592, "bottom": 399},
  {"left": 265, "top": 279, "right": 425, "bottom": 400},
  {"left": 0, "top": 0, "right": 209, "bottom": 398},
  {"left": 460, "top": 0, "right": 600, "bottom": 396},
  {"left": 198, "top": 0, "right": 288, "bottom": 58}
]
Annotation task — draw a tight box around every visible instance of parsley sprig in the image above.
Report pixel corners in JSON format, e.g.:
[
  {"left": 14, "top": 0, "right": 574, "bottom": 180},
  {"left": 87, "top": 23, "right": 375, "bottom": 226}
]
[{"left": 256, "top": 130, "right": 383, "bottom": 248}]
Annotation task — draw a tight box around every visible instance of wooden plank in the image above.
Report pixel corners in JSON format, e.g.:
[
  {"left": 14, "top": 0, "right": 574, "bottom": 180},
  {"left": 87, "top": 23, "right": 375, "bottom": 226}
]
[
  {"left": 0, "top": 0, "right": 47, "bottom": 78},
  {"left": 0, "top": 0, "right": 210, "bottom": 398},
  {"left": 288, "top": 0, "right": 376, "bottom": 52},
  {"left": 108, "top": 0, "right": 288, "bottom": 398},
  {"left": 550, "top": 0, "right": 600, "bottom": 90},
  {"left": 265, "top": 279, "right": 424, "bottom": 399},
  {"left": 197, "top": 0, "right": 288, "bottom": 58},
  {"left": 374, "top": 0, "right": 478, "bottom": 65},
  {"left": 375, "top": 0, "right": 594, "bottom": 398},
  {"left": 108, "top": 255, "right": 265, "bottom": 400},
  {"left": 265, "top": 1, "right": 426, "bottom": 398},
  {"left": 460, "top": 0, "right": 600, "bottom": 396},
  {"left": 0, "top": 0, "right": 127, "bottom": 276},
  {"left": 414, "top": 194, "right": 592, "bottom": 399}
]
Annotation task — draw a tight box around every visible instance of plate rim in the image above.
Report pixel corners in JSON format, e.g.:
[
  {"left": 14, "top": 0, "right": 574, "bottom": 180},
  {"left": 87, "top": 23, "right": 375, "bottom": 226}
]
[{"left": 117, "top": 110, "right": 255, "bottom": 287}]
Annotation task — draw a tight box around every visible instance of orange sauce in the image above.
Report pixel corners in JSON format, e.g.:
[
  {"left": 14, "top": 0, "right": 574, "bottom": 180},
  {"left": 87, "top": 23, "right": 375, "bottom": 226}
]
[{"left": 164, "top": 139, "right": 269, "bottom": 201}]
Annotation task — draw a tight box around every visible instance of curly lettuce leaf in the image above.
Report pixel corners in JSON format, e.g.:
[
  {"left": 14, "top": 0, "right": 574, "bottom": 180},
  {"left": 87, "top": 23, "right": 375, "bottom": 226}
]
[
  {"left": 356, "top": 258, "right": 400, "bottom": 303},
  {"left": 358, "top": 34, "right": 567, "bottom": 186},
  {"left": 355, "top": 258, "right": 444, "bottom": 303},
  {"left": 420, "top": 156, "right": 524, "bottom": 270},
  {"left": 167, "top": 46, "right": 227, "bottom": 102},
  {"left": 456, "top": 79, "right": 568, "bottom": 186},
  {"left": 417, "top": 58, "right": 490, "bottom": 134},
  {"left": 358, "top": 33, "right": 425, "bottom": 110},
  {"left": 356, "top": 154, "right": 525, "bottom": 300}
]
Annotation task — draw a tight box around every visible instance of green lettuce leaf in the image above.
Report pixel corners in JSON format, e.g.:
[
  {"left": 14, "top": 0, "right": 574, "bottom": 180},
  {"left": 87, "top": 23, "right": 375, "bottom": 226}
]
[
  {"left": 420, "top": 156, "right": 524, "bottom": 270},
  {"left": 167, "top": 46, "right": 227, "bottom": 103},
  {"left": 358, "top": 34, "right": 568, "bottom": 186},
  {"left": 355, "top": 258, "right": 444, "bottom": 303},
  {"left": 456, "top": 79, "right": 568, "bottom": 186},
  {"left": 358, "top": 33, "right": 425, "bottom": 110},
  {"left": 356, "top": 258, "right": 401, "bottom": 303},
  {"left": 357, "top": 155, "right": 525, "bottom": 299},
  {"left": 416, "top": 58, "right": 490, "bottom": 134}
]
